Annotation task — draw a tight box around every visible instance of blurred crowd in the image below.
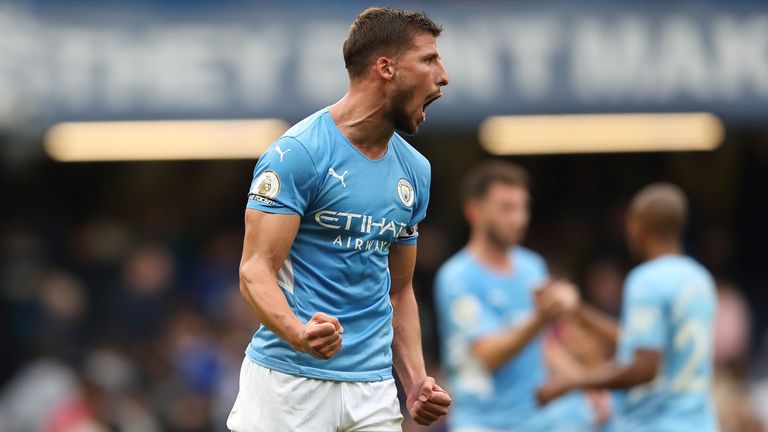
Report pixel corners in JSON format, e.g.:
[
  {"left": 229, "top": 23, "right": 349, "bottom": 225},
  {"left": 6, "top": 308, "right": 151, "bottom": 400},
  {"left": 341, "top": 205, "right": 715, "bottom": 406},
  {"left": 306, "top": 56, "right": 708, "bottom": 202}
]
[
  {"left": 1, "top": 147, "right": 768, "bottom": 432},
  {"left": 0, "top": 218, "right": 255, "bottom": 431},
  {"left": 1, "top": 212, "right": 766, "bottom": 432}
]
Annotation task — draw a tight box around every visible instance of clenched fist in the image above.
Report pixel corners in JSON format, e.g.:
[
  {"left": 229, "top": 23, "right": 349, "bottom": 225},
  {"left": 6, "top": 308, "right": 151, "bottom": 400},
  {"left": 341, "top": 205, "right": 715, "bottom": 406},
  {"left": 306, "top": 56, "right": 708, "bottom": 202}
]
[
  {"left": 293, "top": 312, "right": 344, "bottom": 359},
  {"left": 535, "top": 280, "right": 580, "bottom": 321},
  {"left": 406, "top": 376, "right": 452, "bottom": 426}
]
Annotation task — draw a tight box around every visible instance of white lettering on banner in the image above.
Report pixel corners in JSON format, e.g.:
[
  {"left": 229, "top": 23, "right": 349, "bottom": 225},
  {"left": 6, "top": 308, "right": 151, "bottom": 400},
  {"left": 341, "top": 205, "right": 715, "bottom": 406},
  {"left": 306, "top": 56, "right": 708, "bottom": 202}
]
[
  {"left": 146, "top": 30, "right": 228, "bottom": 110},
  {"left": 439, "top": 19, "right": 502, "bottom": 102},
  {"left": 501, "top": 17, "right": 560, "bottom": 99},
  {"left": 712, "top": 16, "right": 768, "bottom": 97},
  {"left": 296, "top": 23, "right": 347, "bottom": 106},
  {"left": 52, "top": 28, "right": 95, "bottom": 112},
  {"left": 1, "top": 6, "right": 768, "bottom": 128},
  {"left": 99, "top": 32, "right": 144, "bottom": 111},
  {"left": 0, "top": 9, "right": 58, "bottom": 127},
  {"left": 235, "top": 26, "right": 292, "bottom": 107},
  {"left": 571, "top": 17, "right": 653, "bottom": 100},
  {"left": 656, "top": 18, "right": 712, "bottom": 100}
]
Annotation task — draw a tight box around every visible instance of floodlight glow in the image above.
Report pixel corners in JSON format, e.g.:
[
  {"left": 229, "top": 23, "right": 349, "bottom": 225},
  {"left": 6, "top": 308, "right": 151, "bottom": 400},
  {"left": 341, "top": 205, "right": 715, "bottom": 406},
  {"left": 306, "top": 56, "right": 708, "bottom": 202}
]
[
  {"left": 479, "top": 113, "right": 724, "bottom": 155},
  {"left": 45, "top": 119, "right": 289, "bottom": 161}
]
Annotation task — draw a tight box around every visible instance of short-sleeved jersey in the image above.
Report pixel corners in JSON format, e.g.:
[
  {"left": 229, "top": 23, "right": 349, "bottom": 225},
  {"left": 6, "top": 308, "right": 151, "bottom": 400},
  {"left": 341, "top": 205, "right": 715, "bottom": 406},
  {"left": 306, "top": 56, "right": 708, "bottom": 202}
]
[
  {"left": 434, "top": 248, "right": 594, "bottom": 431},
  {"left": 614, "top": 255, "right": 718, "bottom": 431},
  {"left": 244, "top": 107, "right": 431, "bottom": 382}
]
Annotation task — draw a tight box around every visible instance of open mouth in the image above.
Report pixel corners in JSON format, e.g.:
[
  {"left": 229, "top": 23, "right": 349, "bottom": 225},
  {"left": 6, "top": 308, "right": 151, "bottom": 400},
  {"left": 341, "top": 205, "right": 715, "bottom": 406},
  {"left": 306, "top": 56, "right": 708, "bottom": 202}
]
[{"left": 422, "top": 93, "right": 441, "bottom": 113}]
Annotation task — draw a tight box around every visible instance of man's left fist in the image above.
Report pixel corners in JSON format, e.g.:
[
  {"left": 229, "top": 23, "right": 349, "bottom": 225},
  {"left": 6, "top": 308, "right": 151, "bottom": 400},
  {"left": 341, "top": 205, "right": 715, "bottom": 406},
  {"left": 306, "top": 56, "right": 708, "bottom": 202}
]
[{"left": 406, "top": 376, "right": 452, "bottom": 426}]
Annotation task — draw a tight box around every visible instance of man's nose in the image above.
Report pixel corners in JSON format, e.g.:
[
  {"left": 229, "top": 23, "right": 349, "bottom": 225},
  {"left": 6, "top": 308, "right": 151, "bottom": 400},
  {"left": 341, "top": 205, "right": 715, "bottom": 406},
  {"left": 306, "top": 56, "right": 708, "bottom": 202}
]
[{"left": 436, "top": 60, "right": 449, "bottom": 87}]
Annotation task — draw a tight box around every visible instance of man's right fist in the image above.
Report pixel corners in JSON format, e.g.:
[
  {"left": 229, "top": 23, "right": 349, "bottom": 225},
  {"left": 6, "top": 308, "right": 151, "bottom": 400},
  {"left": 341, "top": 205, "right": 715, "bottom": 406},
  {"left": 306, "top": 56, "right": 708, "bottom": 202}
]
[
  {"left": 294, "top": 312, "right": 344, "bottom": 359},
  {"left": 535, "top": 280, "right": 580, "bottom": 322}
]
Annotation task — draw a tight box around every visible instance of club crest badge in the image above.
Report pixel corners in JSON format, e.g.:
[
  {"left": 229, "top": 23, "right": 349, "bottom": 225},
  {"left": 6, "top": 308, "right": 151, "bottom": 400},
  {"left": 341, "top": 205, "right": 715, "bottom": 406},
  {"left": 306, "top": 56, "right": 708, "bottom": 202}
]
[{"left": 397, "top": 178, "right": 415, "bottom": 207}]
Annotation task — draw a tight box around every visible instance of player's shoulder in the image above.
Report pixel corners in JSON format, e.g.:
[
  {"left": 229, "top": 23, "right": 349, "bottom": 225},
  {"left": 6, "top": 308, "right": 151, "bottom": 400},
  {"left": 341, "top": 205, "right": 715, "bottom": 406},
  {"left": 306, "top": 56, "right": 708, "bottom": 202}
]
[
  {"left": 626, "top": 258, "right": 663, "bottom": 291},
  {"left": 632, "top": 255, "right": 698, "bottom": 279},
  {"left": 278, "top": 108, "right": 334, "bottom": 157},
  {"left": 435, "top": 249, "right": 473, "bottom": 293},
  {"left": 283, "top": 108, "right": 327, "bottom": 140},
  {"left": 391, "top": 132, "right": 431, "bottom": 174},
  {"left": 513, "top": 246, "right": 545, "bottom": 266},
  {"left": 683, "top": 256, "right": 715, "bottom": 282},
  {"left": 627, "top": 255, "right": 710, "bottom": 297},
  {"left": 513, "top": 246, "right": 547, "bottom": 274}
]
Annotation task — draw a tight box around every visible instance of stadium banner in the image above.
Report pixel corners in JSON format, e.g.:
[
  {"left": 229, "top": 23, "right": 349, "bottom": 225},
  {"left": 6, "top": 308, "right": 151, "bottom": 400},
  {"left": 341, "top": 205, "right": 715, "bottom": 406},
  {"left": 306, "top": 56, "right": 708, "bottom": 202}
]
[{"left": 1, "top": 3, "right": 768, "bottom": 130}]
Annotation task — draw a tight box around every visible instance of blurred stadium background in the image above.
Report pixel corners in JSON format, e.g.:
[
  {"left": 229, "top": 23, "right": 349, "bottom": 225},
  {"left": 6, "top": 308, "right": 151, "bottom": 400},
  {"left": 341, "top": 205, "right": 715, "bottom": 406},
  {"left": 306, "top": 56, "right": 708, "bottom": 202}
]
[{"left": 1, "top": 0, "right": 767, "bottom": 431}]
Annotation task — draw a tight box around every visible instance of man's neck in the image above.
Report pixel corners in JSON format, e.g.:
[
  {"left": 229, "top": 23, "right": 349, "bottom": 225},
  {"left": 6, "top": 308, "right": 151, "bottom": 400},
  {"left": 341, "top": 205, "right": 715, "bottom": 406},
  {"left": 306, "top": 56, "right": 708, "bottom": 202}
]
[
  {"left": 467, "top": 234, "right": 513, "bottom": 273},
  {"left": 328, "top": 85, "right": 395, "bottom": 160},
  {"left": 643, "top": 239, "right": 683, "bottom": 262}
]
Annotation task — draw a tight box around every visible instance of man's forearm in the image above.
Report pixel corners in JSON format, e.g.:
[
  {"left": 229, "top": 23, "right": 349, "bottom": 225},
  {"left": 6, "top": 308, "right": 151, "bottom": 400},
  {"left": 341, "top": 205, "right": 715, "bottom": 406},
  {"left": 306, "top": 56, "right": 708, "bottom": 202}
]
[
  {"left": 576, "top": 304, "right": 619, "bottom": 349},
  {"left": 390, "top": 285, "right": 426, "bottom": 391},
  {"left": 239, "top": 260, "right": 303, "bottom": 348},
  {"left": 471, "top": 315, "right": 546, "bottom": 372},
  {"left": 576, "top": 361, "right": 654, "bottom": 391}
]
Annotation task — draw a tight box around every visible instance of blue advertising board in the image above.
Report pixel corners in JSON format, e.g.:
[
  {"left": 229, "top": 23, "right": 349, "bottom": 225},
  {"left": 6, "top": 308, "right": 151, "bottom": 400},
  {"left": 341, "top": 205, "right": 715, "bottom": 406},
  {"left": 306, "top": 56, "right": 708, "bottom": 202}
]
[{"left": 0, "top": 2, "right": 767, "bottom": 130}]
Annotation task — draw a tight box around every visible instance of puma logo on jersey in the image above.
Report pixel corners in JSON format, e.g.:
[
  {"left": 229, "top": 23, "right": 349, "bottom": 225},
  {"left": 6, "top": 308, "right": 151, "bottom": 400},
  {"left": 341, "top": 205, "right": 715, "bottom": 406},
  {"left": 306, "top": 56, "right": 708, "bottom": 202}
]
[
  {"left": 328, "top": 168, "right": 348, "bottom": 188},
  {"left": 274, "top": 145, "right": 291, "bottom": 162}
]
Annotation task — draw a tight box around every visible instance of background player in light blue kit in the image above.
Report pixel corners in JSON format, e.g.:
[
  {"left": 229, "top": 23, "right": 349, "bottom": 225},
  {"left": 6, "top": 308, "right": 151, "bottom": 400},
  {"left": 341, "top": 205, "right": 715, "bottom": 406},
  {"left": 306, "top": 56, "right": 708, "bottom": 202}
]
[
  {"left": 538, "top": 183, "right": 718, "bottom": 432},
  {"left": 434, "top": 161, "right": 597, "bottom": 432},
  {"left": 228, "top": 7, "right": 451, "bottom": 431}
]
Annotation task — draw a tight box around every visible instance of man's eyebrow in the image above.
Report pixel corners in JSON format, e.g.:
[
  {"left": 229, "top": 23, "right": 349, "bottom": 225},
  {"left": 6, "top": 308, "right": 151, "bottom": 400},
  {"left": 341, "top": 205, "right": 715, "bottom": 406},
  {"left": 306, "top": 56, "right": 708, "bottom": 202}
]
[{"left": 422, "top": 52, "right": 439, "bottom": 61}]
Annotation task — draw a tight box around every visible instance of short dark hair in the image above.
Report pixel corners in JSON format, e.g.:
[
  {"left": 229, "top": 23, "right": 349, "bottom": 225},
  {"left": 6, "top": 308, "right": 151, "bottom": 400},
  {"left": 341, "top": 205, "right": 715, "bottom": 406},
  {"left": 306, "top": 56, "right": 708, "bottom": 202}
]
[
  {"left": 629, "top": 182, "right": 688, "bottom": 239},
  {"left": 462, "top": 160, "right": 530, "bottom": 203},
  {"left": 343, "top": 7, "right": 443, "bottom": 79}
]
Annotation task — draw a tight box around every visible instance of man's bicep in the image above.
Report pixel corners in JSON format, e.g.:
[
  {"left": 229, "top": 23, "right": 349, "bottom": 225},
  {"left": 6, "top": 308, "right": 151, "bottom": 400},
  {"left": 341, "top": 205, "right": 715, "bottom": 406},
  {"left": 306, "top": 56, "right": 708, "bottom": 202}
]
[
  {"left": 388, "top": 244, "right": 417, "bottom": 294},
  {"left": 241, "top": 209, "right": 300, "bottom": 273}
]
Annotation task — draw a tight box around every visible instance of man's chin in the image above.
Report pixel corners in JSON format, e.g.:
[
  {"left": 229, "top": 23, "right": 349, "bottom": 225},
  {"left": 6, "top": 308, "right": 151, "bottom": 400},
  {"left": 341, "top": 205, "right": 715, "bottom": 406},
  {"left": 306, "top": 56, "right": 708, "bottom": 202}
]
[
  {"left": 395, "top": 121, "right": 419, "bottom": 136},
  {"left": 487, "top": 232, "right": 520, "bottom": 250}
]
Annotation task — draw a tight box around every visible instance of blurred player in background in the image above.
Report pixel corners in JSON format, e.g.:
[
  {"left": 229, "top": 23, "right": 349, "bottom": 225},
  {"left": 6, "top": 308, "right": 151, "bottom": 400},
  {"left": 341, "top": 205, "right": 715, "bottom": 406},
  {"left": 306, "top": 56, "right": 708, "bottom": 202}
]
[
  {"left": 229, "top": 7, "right": 450, "bottom": 431},
  {"left": 434, "top": 161, "right": 597, "bottom": 432},
  {"left": 538, "top": 183, "right": 718, "bottom": 432}
]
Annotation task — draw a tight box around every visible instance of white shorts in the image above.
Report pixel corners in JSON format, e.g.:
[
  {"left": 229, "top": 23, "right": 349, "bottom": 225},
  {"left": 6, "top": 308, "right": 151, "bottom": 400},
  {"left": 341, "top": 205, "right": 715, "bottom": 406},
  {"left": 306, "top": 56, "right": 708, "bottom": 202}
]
[{"left": 227, "top": 357, "right": 403, "bottom": 432}]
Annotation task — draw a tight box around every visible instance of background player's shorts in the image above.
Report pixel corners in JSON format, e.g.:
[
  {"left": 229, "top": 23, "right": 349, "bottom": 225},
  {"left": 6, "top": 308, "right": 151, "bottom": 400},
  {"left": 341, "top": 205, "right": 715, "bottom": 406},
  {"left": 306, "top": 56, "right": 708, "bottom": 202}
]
[{"left": 227, "top": 357, "right": 403, "bottom": 432}]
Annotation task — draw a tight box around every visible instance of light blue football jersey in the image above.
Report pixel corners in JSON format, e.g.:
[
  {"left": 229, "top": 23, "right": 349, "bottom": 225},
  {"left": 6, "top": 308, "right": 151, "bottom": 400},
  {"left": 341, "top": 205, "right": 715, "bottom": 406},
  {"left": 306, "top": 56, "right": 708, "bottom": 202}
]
[
  {"left": 435, "top": 248, "right": 595, "bottom": 431},
  {"left": 613, "top": 254, "right": 718, "bottom": 432},
  {"left": 244, "top": 107, "right": 430, "bottom": 382}
]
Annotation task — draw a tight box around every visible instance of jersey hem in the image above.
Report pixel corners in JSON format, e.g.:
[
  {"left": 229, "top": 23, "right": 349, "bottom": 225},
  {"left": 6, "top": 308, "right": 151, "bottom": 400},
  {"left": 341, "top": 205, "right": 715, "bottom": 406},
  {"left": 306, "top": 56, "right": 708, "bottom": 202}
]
[{"left": 245, "top": 345, "right": 394, "bottom": 382}]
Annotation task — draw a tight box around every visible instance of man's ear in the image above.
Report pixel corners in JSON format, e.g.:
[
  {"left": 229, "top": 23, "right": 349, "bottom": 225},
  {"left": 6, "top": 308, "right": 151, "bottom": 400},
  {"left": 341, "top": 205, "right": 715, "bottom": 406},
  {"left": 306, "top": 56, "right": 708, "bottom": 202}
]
[
  {"left": 375, "top": 57, "right": 395, "bottom": 80},
  {"left": 464, "top": 201, "right": 479, "bottom": 226}
]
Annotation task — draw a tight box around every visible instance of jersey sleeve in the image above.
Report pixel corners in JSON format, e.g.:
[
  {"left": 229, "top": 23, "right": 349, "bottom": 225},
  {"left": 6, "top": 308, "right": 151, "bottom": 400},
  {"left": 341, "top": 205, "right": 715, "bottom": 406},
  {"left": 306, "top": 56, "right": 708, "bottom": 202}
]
[
  {"left": 529, "top": 252, "right": 549, "bottom": 292},
  {"left": 435, "top": 269, "right": 503, "bottom": 344},
  {"left": 394, "top": 160, "right": 431, "bottom": 245},
  {"left": 620, "top": 272, "right": 668, "bottom": 353},
  {"left": 246, "top": 137, "right": 318, "bottom": 216}
]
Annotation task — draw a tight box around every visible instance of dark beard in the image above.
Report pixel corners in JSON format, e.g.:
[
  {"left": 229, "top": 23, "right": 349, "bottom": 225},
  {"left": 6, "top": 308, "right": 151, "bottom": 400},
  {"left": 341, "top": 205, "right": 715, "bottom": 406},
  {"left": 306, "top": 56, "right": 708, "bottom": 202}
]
[
  {"left": 486, "top": 225, "right": 517, "bottom": 250},
  {"left": 389, "top": 84, "right": 418, "bottom": 136}
]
